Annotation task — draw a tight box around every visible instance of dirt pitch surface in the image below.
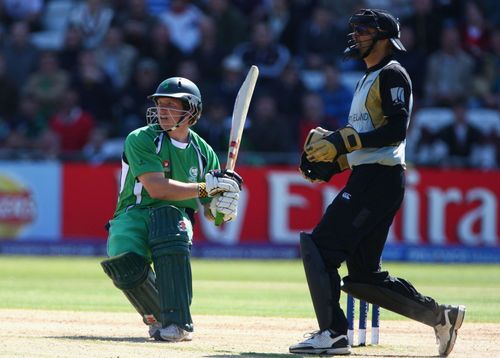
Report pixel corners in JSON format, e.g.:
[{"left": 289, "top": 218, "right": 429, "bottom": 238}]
[{"left": 0, "top": 309, "right": 498, "bottom": 358}]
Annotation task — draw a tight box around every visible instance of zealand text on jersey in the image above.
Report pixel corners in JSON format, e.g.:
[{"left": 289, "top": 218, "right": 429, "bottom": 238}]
[{"left": 349, "top": 112, "right": 370, "bottom": 123}]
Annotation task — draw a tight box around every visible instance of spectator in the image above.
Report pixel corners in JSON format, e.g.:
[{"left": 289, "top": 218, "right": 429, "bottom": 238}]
[
  {"left": 158, "top": 0, "right": 204, "bottom": 55},
  {"left": 259, "top": 0, "right": 316, "bottom": 56},
  {"left": 49, "top": 87, "right": 96, "bottom": 157},
  {"left": 34, "top": 128, "right": 60, "bottom": 159},
  {"left": 296, "top": 6, "right": 345, "bottom": 69},
  {"left": 258, "top": 0, "right": 291, "bottom": 42},
  {"left": 141, "top": 22, "right": 185, "bottom": 79},
  {"left": 460, "top": 1, "right": 492, "bottom": 59},
  {"left": 115, "top": 58, "right": 161, "bottom": 137},
  {"left": 3, "top": 95, "right": 46, "bottom": 154},
  {"left": 245, "top": 95, "right": 294, "bottom": 154},
  {"left": 193, "top": 96, "right": 231, "bottom": 152},
  {"left": 0, "top": 53, "right": 19, "bottom": 119},
  {"left": 297, "top": 92, "right": 337, "bottom": 151},
  {"left": 270, "top": 60, "right": 306, "bottom": 129},
  {"left": 435, "top": 100, "right": 485, "bottom": 168},
  {"left": 95, "top": 26, "right": 138, "bottom": 91},
  {"left": 23, "top": 51, "right": 69, "bottom": 118},
  {"left": 1, "top": 21, "right": 39, "bottom": 91},
  {"left": 203, "top": 0, "right": 247, "bottom": 57},
  {"left": 82, "top": 125, "right": 114, "bottom": 163},
  {"left": 112, "top": 0, "right": 159, "bottom": 53},
  {"left": 208, "top": 54, "right": 245, "bottom": 113},
  {"left": 68, "top": 0, "right": 115, "bottom": 49},
  {"left": 70, "top": 48, "right": 114, "bottom": 123},
  {"left": 473, "top": 26, "right": 500, "bottom": 109},
  {"left": 401, "top": 0, "right": 443, "bottom": 54},
  {"left": 232, "top": 21, "right": 290, "bottom": 83},
  {"left": 58, "top": 25, "right": 84, "bottom": 72},
  {"left": 396, "top": 25, "right": 427, "bottom": 104},
  {"left": 191, "top": 16, "right": 225, "bottom": 84},
  {"left": 425, "top": 24, "right": 475, "bottom": 106},
  {"left": 315, "top": 64, "right": 352, "bottom": 127}
]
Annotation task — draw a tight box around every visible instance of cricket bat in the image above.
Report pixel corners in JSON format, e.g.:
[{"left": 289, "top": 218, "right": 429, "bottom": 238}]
[{"left": 215, "top": 65, "right": 259, "bottom": 226}]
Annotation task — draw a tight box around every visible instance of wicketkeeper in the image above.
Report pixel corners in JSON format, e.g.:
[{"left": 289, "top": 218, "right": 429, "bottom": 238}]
[
  {"left": 101, "top": 77, "right": 242, "bottom": 342},
  {"left": 290, "top": 9, "right": 465, "bottom": 356}
]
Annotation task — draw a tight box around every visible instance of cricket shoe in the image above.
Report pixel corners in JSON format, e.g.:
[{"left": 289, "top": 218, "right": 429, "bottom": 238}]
[
  {"left": 152, "top": 324, "right": 193, "bottom": 342},
  {"left": 289, "top": 329, "right": 350, "bottom": 355},
  {"left": 434, "top": 305, "right": 466, "bottom": 356},
  {"left": 148, "top": 322, "right": 161, "bottom": 338}
]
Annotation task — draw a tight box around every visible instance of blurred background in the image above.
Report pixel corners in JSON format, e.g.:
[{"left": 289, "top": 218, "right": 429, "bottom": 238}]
[{"left": 0, "top": 0, "right": 499, "bottom": 263}]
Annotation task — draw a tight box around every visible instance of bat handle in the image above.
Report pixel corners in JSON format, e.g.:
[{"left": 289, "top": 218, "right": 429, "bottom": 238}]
[{"left": 215, "top": 212, "right": 224, "bottom": 226}]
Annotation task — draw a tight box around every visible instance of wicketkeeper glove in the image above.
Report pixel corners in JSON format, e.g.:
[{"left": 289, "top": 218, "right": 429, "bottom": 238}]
[
  {"left": 204, "top": 169, "right": 243, "bottom": 197},
  {"left": 210, "top": 191, "right": 239, "bottom": 222},
  {"left": 305, "top": 126, "right": 362, "bottom": 162},
  {"left": 300, "top": 153, "right": 349, "bottom": 183}
]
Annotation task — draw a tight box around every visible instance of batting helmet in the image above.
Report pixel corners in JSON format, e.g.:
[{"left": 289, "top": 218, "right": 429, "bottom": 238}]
[
  {"left": 147, "top": 77, "right": 203, "bottom": 130},
  {"left": 344, "top": 9, "right": 406, "bottom": 60}
]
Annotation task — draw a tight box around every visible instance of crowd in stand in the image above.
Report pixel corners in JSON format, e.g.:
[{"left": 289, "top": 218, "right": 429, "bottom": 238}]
[{"left": 0, "top": 0, "right": 498, "bottom": 168}]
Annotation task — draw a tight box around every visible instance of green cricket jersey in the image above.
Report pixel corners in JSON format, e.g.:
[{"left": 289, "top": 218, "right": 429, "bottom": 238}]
[{"left": 113, "top": 125, "right": 220, "bottom": 217}]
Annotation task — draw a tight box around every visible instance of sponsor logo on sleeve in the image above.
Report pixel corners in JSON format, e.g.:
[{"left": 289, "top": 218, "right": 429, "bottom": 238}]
[{"left": 390, "top": 87, "right": 405, "bottom": 105}]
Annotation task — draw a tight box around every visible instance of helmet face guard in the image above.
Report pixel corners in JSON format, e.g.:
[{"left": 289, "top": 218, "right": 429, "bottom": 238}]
[
  {"left": 344, "top": 9, "right": 406, "bottom": 60},
  {"left": 146, "top": 77, "right": 202, "bottom": 132}
]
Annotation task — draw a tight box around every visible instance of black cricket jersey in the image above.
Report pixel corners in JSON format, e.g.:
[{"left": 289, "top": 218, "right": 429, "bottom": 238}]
[{"left": 347, "top": 56, "right": 413, "bottom": 168}]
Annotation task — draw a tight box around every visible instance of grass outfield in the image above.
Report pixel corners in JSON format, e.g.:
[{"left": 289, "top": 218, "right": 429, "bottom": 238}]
[{"left": 0, "top": 256, "right": 498, "bottom": 323}]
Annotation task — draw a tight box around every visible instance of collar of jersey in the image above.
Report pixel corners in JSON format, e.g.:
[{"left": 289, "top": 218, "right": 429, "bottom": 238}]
[
  {"left": 170, "top": 137, "right": 190, "bottom": 149},
  {"left": 366, "top": 54, "right": 394, "bottom": 73}
]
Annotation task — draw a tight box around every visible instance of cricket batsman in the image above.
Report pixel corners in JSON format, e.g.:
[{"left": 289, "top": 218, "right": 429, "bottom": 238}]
[{"left": 101, "top": 77, "right": 242, "bottom": 342}]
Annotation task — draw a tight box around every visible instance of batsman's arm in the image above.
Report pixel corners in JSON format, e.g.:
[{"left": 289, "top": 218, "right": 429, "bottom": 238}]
[
  {"left": 138, "top": 172, "right": 231, "bottom": 200},
  {"left": 139, "top": 172, "right": 204, "bottom": 200}
]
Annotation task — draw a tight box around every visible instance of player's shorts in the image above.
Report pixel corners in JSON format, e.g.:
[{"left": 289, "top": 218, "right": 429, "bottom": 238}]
[{"left": 107, "top": 206, "right": 193, "bottom": 259}]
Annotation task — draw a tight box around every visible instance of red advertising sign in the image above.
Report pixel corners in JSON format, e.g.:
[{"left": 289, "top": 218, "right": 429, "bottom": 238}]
[
  {"left": 62, "top": 163, "right": 120, "bottom": 240},
  {"left": 61, "top": 164, "right": 500, "bottom": 247}
]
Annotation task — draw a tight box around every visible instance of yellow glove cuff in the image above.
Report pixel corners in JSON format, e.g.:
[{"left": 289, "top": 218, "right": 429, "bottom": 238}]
[{"left": 339, "top": 127, "right": 362, "bottom": 152}]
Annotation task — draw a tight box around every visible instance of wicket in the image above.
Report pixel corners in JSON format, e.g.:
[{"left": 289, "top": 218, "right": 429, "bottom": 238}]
[{"left": 346, "top": 295, "right": 379, "bottom": 346}]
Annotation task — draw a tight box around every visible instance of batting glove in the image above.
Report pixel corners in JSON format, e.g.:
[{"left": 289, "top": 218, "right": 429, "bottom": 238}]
[
  {"left": 205, "top": 169, "right": 242, "bottom": 196},
  {"left": 210, "top": 191, "right": 239, "bottom": 222}
]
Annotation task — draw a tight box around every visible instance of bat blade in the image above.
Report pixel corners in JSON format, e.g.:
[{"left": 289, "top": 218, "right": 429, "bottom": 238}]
[
  {"left": 215, "top": 65, "right": 259, "bottom": 226},
  {"left": 225, "top": 65, "right": 259, "bottom": 170}
]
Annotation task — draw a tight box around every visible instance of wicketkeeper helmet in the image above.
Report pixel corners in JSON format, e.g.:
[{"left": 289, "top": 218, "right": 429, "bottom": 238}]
[{"left": 344, "top": 9, "right": 406, "bottom": 60}]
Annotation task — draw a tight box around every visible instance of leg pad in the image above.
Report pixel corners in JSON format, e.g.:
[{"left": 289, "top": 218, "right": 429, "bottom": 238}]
[
  {"left": 300, "top": 232, "right": 333, "bottom": 330},
  {"left": 341, "top": 275, "right": 439, "bottom": 327},
  {"left": 149, "top": 206, "right": 193, "bottom": 332},
  {"left": 101, "top": 252, "right": 160, "bottom": 325}
]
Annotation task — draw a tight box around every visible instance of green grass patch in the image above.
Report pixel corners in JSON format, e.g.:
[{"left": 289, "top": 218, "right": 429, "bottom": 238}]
[{"left": 0, "top": 256, "right": 498, "bottom": 322}]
